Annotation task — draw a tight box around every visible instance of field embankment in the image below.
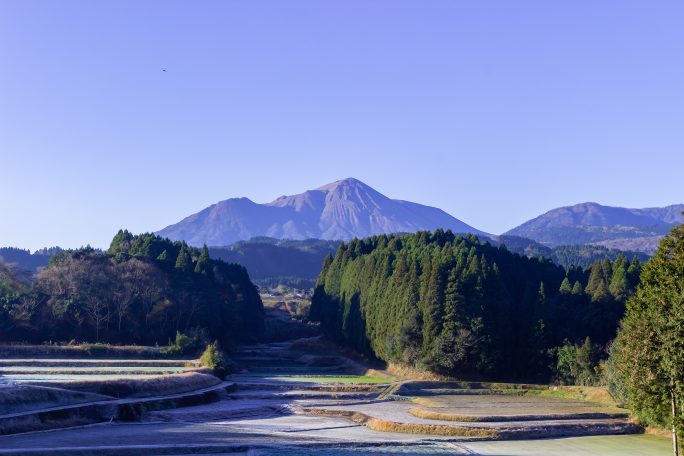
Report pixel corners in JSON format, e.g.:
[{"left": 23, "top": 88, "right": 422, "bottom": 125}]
[
  {"left": 0, "top": 374, "right": 232, "bottom": 435},
  {"left": 0, "top": 344, "right": 192, "bottom": 360},
  {"left": 0, "top": 344, "right": 224, "bottom": 436}
]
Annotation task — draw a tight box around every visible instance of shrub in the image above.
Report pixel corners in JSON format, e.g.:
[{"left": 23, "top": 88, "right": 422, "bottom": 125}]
[
  {"left": 603, "top": 339, "right": 628, "bottom": 406},
  {"left": 162, "top": 329, "right": 207, "bottom": 356},
  {"left": 200, "top": 341, "right": 230, "bottom": 379},
  {"left": 553, "top": 337, "right": 601, "bottom": 386}
]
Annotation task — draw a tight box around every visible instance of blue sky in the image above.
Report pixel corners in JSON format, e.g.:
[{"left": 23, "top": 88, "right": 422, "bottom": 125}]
[{"left": 1, "top": 1, "right": 683, "bottom": 250}]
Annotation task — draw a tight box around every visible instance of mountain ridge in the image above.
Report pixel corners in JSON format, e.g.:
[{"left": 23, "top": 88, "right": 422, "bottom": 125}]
[
  {"left": 505, "top": 202, "right": 684, "bottom": 253},
  {"left": 157, "top": 178, "right": 486, "bottom": 246}
]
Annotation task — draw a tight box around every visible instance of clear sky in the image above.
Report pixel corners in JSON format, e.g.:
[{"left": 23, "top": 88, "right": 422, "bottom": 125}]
[{"left": 1, "top": 1, "right": 683, "bottom": 250}]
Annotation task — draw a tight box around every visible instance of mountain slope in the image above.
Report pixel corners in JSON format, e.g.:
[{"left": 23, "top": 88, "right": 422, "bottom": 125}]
[
  {"left": 505, "top": 202, "right": 684, "bottom": 252},
  {"left": 209, "top": 237, "right": 340, "bottom": 288},
  {"left": 493, "top": 235, "right": 649, "bottom": 268},
  {"left": 157, "top": 178, "right": 486, "bottom": 245}
]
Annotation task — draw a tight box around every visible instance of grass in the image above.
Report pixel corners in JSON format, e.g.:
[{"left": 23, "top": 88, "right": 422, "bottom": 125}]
[
  {"left": 398, "top": 380, "right": 548, "bottom": 392},
  {"left": 522, "top": 385, "right": 619, "bottom": 406},
  {"left": 300, "top": 407, "right": 499, "bottom": 438},
  {"left": 408, "top": 406, "right": 628, "bottom": 422},
  {"left": 407, "top": 387, "right": 627, "bottom": 423},
  {"left": 463, "top": 434, "right": 671, "bottom": 455}
]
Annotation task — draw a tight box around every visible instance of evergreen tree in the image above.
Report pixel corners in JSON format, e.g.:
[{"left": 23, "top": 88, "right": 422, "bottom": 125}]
[
  {"left": 194, "top": 245, "right": 211, "bottom": 274},
  {"left": 443, "top": 268, "right": 464, "bottom": 325},
  {"left": 627, "top": 256, "right": 642, "bottom": 289},
  {"left": 175, "top": 245, "right": 193, "bottom": 272},
  {"left": 108, "top": 229, "right": 134, "bottom": 255},
  {"left": 559, "top": 277, "right": 572, "bottom": 294},
  {"left": 421, "top": 262, "right": 444, "bottom": 349},
  {"left": 612, "top": 224, "right": 684, "bottom": 455},
  {"left": 585, "top": 260, "right": 610, "bottom": 302},
  {"left": 310, "top": 230, "right": 632, "bottom": 381},
  {"left": 0, "top": 231, "right": 264, "bottom": 347},
  {"left": 571, "top": 280, "right": 584, "bottom": 295},
  {"left": 609, "top": 262, "right": 629, "bottom": 301}
]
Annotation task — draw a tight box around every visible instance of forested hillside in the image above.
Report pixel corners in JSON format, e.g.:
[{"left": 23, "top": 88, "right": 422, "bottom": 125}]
[
  {"left": 0, "top": 231, "right": 263, "bottom": 346},
  {"left": 209, "top": 237, "right": 339, "bottom": 288},
  {"left": 208, "top": 235, "right": 646, "bottom": 290},
  {"left": 0, "top": 247, "right": 63, "bottom": 272},
  {"left": 497, "top": 236, "right": 649, "bottom": 268},
  {"left": 311, "top": 230, "right": 640, "bottom": 381}
]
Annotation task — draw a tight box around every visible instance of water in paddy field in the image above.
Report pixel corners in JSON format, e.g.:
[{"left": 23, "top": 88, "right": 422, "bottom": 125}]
[
  {"left": 249, "top": 444, "right": 457, "bottom": 455},
  {"left": 0, "top": 373, "right": 171, "bottom": 382},
  {"left": 0, "top": 357, "right": 189, "bottom": 382},
  {"left": 248, "top": 435, "right": 672, "bottom": 455}
]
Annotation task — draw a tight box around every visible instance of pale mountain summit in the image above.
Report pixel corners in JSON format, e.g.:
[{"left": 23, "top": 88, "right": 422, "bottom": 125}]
[{"left": 157, "top": 178, "right": 486, "bottom": 246}]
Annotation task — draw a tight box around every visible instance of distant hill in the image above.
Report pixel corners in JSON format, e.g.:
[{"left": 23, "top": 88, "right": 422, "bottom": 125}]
[
  {"left": 209, "top": 237, "right": 340, "bottom": 289},
  {"left": 505, "top": 202, "right": 684, "bottom": 253},
  {"left": 0, "top": 247, "right": 63, "bottom": 272},
  {"left": 209, "top": 234, "right": 649, "bottom": 290},
  {"left": 157, "top": 178, "right": 486, "bottom": 246},
  {"left": 493, "top": 235, "right": 649, "bottom": 268}
]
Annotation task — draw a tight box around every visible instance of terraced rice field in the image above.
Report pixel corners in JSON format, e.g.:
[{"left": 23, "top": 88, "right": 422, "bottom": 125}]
[
  {"left": 257, "top": 374, "right": 392, "bottom": 383},
  {"left": 219, "top": 341, "right": 646, "bottom": 442},
  {"left": 247, "top": 435, "right": 671, "bottom": 455},
  {"left": 407, "top": 393, "right": 627, "bottom": 422},
  {"left": 228, "top": 340, "right": 649, "bottom": 443},
  {"left": 0, "top": 358, "right": 195, "bottom": 383},
  {"left": 0, "top": 338, "right": 671, "bottom": 455}
]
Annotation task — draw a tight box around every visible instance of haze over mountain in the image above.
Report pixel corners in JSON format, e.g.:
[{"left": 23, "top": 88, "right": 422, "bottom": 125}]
[
  {"left": 157, "top": 178, "right": 486, "bottom": 246},
  {"left": 505, "top": 202, "right": 684, "bottom": 253}
]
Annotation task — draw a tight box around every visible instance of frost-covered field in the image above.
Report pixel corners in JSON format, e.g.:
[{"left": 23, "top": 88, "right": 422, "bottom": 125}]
[
  {"left": 0, "top": 340, "right": 671, "bottom": 455},
  {"left": 0, "top": 358, "right": 193, "bottom": 383},
  {"left": 250, "top": 435, "right": 670, "bottom": 455}
]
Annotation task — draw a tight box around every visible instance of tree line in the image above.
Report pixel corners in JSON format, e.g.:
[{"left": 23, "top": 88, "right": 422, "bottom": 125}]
[
  {"left": 0, "top": 231, "right": 264, "bottom": 346},
  {"left": 610, "top": 224, "right": 684, "bottom": 453},
  {"left": 310, "top": 230, "right": 641, "bottom": 381}
]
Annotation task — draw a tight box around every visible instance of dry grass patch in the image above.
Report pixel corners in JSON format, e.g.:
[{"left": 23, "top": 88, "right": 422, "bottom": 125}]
[
  {"left": 411, "top": 396, "right": 444, "bottom": 408},
  {"left": 299, "top": 407, "right": 499, "bottom": 438},
  {"left": 386, "top": 362, "right": 450, "bottom": 381},
  {"left": 523, "top": 386, "right": 622, "bottom": 407},
  {"left": 365, "top": 417, "right": 498, "bottom": 437},
  {"left": 408, "top": 406, "right": 629, "bottom": 422},
  {"left": 396, "top": 380, "right": 548, "bottom": 397}
]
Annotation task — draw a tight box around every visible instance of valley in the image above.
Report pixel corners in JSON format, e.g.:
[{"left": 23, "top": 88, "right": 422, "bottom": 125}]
[
  {"left": 0, "top": 304, "right": 671, "bottom": 455},
  {"left": 4, "top": 1, "right": 683, "bottom": 453}
]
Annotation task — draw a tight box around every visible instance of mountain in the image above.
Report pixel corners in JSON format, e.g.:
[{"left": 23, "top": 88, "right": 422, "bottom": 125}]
[
  {"left": 157, "top": 178, "right": 486, "bottom": 246},
  {"left": 505, "top": 202, "right": 684, "bottom": 253}
]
